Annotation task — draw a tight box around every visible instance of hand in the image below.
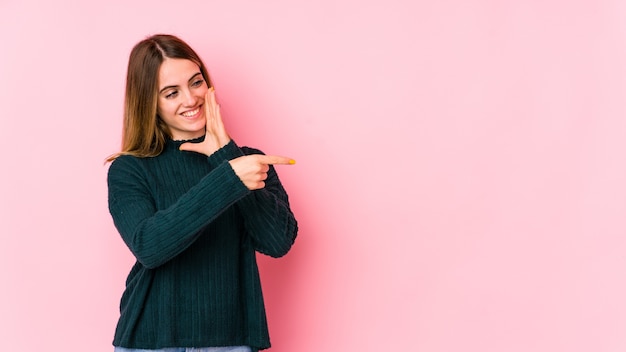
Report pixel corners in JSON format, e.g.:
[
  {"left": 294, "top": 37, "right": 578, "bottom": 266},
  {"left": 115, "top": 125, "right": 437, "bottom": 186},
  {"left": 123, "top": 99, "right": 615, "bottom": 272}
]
[
  {"left": 229, "top": 155, "right": 296, "bottom": 190},
  {"left": 179, "top": 87, "right": 231, "bottom": 156}
]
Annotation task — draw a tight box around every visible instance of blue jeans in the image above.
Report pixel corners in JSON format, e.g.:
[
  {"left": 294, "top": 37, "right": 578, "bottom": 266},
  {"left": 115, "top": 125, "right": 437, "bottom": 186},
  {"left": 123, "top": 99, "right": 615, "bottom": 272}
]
[{"left": 114, "top": 347, "right": 252, "bottom": 352}]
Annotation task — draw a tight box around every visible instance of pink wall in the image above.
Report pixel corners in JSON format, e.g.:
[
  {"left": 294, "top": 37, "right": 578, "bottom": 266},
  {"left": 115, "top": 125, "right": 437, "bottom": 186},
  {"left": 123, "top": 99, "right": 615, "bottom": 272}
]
[{"left": 2, "top": 0, "right": 626, "bottom": 351}]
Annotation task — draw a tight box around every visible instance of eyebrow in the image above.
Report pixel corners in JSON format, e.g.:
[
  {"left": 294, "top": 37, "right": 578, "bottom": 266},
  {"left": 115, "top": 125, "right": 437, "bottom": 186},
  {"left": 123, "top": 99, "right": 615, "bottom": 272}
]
[{"left": 159, "top": 72, "right": 203, "bottom": 94}]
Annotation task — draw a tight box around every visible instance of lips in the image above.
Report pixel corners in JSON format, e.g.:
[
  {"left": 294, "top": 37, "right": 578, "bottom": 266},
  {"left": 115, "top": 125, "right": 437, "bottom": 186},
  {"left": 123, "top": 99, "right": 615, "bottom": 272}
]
[{"left": 181, "top": 106, "right": 201, "bottom": 118}]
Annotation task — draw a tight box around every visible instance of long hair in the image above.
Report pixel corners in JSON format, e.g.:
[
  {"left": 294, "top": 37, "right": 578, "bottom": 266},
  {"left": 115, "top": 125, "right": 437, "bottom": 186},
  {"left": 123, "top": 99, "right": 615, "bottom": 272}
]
[{"left": 107, "top": 34, "right": 212, "bottom": 162}]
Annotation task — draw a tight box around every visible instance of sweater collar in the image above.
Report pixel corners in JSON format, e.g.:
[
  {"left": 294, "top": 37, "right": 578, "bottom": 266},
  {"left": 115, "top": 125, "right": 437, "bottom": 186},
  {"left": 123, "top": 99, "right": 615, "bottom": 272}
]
[{"left": 166, "top": 135, "right": 206, "bottom": 149}]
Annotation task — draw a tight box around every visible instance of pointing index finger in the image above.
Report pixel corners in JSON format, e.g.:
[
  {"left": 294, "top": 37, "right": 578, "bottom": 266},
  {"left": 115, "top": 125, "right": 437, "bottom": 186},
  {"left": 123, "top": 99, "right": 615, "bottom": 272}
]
[{"left": 257, "top": 155, "right": 296, "bottom": 165}]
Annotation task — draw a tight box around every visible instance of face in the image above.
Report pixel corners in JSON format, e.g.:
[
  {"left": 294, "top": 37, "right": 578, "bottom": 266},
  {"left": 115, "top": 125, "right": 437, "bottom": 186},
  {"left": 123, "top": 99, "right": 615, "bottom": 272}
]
[{"left": 156, "top": 58, "right": 209, "bottom": 140}]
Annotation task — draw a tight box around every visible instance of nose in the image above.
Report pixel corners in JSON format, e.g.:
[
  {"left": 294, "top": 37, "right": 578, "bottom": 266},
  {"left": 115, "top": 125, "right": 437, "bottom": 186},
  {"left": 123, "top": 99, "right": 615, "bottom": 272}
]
[{"left": 181, "top": 89, "right": 198, "bottom": 107}]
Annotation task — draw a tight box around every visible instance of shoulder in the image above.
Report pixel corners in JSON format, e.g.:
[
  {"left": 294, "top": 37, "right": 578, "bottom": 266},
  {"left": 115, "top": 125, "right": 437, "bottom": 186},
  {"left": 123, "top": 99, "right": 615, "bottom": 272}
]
[
  {"left": 108, "top": 154, "right": 141, "bottom": 173},
  {"left": 107, "top": 154, "right": 151, "bottom": 184}
]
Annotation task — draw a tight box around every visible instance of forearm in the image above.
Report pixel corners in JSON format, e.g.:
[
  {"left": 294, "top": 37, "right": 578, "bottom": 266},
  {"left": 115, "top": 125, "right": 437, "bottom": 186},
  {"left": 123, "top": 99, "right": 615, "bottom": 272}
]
[
  {"left": 236, "top": 157, "right": 298, "bottom": 257},
  {"left": 109, "top": 159, "right": 249, "bottom": 268}
]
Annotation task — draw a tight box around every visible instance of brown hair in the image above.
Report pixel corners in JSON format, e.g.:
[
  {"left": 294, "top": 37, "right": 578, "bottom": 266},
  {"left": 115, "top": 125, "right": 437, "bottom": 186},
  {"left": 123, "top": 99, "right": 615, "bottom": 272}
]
[{"left": 106, "top": 34, "right": 212, "bottom": 162}]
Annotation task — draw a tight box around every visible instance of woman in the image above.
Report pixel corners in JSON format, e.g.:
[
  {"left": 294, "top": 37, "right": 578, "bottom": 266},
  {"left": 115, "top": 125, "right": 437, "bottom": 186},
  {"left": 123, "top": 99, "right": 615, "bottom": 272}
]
[{"left": 107, "top": 34, "right": 298, "bottom": 352}]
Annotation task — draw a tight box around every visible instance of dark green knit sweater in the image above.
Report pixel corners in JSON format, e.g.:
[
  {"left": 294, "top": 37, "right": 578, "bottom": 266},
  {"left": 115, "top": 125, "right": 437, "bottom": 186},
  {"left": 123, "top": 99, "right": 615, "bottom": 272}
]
[{"left": 107, "top": 137, "right": 297, "bottom": 350}]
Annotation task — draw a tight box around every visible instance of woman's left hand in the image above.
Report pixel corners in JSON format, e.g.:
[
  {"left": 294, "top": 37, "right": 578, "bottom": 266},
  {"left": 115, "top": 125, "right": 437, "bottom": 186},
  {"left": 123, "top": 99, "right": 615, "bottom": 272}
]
[{"left": 179, "top": 87, "right": 231, "bottom": 156}]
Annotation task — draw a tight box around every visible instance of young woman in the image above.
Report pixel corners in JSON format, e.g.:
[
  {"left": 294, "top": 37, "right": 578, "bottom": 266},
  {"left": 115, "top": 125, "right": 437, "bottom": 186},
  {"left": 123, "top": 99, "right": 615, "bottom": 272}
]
[{"left": 106, "top": 34, "right": 298, "bottom": 352}]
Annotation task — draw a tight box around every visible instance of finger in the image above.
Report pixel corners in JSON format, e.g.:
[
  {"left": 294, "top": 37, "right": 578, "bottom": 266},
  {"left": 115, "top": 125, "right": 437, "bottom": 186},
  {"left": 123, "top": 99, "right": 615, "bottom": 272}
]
[
  {"left": 204, "top": 90, "right": 212, "bottom": 129},
  {"left": 256, "top": 155, "right": 296, "bottom": 165},
  {"left": 211, "top": 86, "right": 217, "bottom": 106},
  {"left": 206, "top": 88, "right": 223, "bottom": 126},
  {"left": 207, "top": 87, "right": 215, "bottom": 115},
  {"left": 212, "top": 102, "right": 222, "bottom": 128},
  {"left": 212, "top": 90, "right": 222, "bottom": 122},
  {"left": 179, "top": 142, "right": 201, "bottom": 153}
]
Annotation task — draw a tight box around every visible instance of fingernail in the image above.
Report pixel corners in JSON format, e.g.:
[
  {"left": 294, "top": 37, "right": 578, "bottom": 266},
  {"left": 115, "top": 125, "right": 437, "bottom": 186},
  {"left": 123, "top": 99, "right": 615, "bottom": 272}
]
[{"left": 289, "top": 159, "right": 296, "bottom": 165}]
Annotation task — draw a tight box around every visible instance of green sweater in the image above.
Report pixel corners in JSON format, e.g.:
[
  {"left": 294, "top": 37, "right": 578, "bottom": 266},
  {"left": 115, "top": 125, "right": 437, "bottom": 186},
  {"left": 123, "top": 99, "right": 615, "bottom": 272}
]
[{"left": 107, "top": 137, "right": 297, "bottom": 350}]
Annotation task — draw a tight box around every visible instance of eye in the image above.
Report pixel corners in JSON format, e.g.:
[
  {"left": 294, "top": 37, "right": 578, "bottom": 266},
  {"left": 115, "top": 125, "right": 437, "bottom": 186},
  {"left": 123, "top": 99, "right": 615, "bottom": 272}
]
[
  {"left": 165, "top": 90, "right": 178, "bottom": 99},
  {"left": 191, "top": 79, "right": 205, "bottom": 88}
]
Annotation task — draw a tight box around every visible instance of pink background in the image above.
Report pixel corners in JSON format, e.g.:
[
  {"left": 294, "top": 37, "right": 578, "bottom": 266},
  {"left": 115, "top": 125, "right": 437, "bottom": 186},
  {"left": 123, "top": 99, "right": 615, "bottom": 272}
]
[{"left": 2, "top": 0, "right": 626, "bottom": 351}]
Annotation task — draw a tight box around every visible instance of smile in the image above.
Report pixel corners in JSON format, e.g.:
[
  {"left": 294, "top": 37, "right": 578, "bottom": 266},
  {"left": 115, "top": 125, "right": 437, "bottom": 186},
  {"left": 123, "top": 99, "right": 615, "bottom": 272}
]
[{"left": 181, "top": 107, "right": 200, "bottom": 117}]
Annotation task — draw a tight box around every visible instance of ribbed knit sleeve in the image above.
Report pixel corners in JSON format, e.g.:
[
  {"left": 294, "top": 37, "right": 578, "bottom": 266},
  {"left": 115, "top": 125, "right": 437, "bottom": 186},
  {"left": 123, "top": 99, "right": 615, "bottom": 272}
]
[
  {"left": 206, "top": 139, "right": 245, "bottom": 168},
  {"left": 237, "top": 147, "right": 298, "bottom": 258},
  {"left": 203, "top": 141, "right": 297, "bottom": 257},
  {"left": 107, "top": 152, "right": 250, "bottom": 269}
]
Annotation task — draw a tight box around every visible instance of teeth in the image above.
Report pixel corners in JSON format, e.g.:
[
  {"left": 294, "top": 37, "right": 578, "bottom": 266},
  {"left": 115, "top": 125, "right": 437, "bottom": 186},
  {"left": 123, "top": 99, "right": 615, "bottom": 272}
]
[{"left": 182, "top": 108, "right": 200, "bottom": 117}]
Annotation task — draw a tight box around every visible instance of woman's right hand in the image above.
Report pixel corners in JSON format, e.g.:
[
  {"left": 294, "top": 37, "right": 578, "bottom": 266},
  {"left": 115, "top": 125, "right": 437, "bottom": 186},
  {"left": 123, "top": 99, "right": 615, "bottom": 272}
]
[
  {"left": 179, "top": 87, "right": 231, "bottom": 156},
  {"left": 229, "top": 155, "right": 295, "bottom": 190}
]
